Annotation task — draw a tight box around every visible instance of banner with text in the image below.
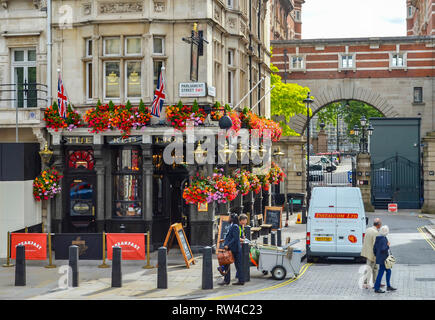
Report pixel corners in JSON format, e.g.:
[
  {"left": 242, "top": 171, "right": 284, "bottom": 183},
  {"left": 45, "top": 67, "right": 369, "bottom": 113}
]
[
  {"left": 53, "top": 233, "right": 103, "bottom": 260},
  {"left": 106, "top": 233, "right": 146, "bottom": 260},
  {"left": 11, "top": 233, "right": 47, "bottom": 260}
]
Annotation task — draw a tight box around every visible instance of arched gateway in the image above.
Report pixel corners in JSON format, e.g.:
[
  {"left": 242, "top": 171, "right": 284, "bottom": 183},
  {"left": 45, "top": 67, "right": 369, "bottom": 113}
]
[{"left": 271, "top": 36, "right": 435, "bottom": 213}]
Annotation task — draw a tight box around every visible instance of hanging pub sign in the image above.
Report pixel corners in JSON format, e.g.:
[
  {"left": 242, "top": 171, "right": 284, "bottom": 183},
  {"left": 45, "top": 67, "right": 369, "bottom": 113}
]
[
  {"left": 163, "top": 223, "right": 195, "bottom": 268},
  {"left": 190, "top": 27, "right": 199, "bottom": 82},
  {"left": 106, "top": 136, "right": 142, "bottom": 144}
]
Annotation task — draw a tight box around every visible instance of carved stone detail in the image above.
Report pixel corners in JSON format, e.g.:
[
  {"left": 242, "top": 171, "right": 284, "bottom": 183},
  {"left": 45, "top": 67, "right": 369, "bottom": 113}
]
[
  {"left": 98, "top": 2, "right": 143, "bottom": 14},
  {"left": 214, "top": 6, "right": 221, "bottom": 23},
  {"left": 227, "top": 17, "right": 236, "bottom": 30},
  {"left": 83, "top": 3, "right": 92, "bottom": 15},
  {"left": 153, "top": 0, "right": 166, "bottom": 12}
]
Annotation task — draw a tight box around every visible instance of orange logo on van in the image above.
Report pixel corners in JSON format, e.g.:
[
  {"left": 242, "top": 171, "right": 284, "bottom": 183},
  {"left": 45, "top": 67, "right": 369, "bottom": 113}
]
[
  {"left": 314, "top": 213, "right": 359, "bottom": 219},
  {"left": 348, "top": 235, "right": 357, "bottom": 243}
]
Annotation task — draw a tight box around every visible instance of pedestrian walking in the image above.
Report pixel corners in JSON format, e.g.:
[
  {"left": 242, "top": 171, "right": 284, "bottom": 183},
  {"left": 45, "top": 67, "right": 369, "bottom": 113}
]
[
  {"left": 373, "top": 225, "right": 397, "bottom": 293},
  {"left": 239, "top": 214, "right": 248, "bottom": 241},
  {"left": 217, "top": 214, "right": 244, "bottom": 286},
  {"left": 360, "top": 218, "right": 382, "bottom": 289}
]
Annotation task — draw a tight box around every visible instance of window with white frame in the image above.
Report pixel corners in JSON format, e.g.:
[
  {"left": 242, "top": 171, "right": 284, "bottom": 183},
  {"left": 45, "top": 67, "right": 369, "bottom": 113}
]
[
  {"left": 413, "top": 87, "right": 423, "bottom": 103},
  {"left": 85, "top": 38, "right": 93, "bottom": 101},
  {"left": 290, "top": 55, "right": 304, "bottom": 70},
  {"left": 153, "top": 60, "right": 164, "bottom": 87},
  {"left": 227, "top": 0, "right": 233, "bottom": 9},
  {"left": 101, "top": 36, "right": 143, "bottom": 101},
  {"left": 294, "top": 10, "right": 301, "bottom": 22},
  {"left": 391, "top": 52, "right": 406, "bottom": 68},
  {"left": 340, "top": 54, "right": 354, "bottom": 69},
  {"left": 153, "top": 36, "right": 165, "bottom": 55},
  {"left": 85, "top": 38, "right": 93, "bottom": 57},
  {"left": 407, "top": 6, "right": 413, "bottom": 18}
]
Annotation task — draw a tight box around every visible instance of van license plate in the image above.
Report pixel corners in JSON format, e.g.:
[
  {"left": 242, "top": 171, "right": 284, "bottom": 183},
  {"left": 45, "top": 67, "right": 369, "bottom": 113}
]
[{"left": 315, "top": 237, "right": 332, "bottom": 241}]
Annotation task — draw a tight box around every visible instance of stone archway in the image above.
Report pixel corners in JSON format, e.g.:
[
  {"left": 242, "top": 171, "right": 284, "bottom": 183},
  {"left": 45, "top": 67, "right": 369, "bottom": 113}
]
[{"left": 288, "top": 83, "right": 400, "bottom": 135}]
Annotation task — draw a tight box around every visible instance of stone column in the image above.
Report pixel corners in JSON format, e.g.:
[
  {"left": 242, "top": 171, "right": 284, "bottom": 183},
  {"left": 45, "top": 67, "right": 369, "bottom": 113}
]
[
  {"left": 51, "top": 144, "right": 64, "bottom": 233},
  {"left": 356, "top": 153, "right": 374, "bottom": 212},
  {"left": 317, "top": 129, "right": 328, "bottom": 153},
  {"left": 422, "top": 132, "right": 435, "bottom": 213},
  {"left": 93, "top": 144, "right": 106, "bottom": 232},
  {"left": 275, "top": 136, "right": 306, "bottom": 195},
  {"left": 141, "top": 140, "right": 153, "bottom": 237}
]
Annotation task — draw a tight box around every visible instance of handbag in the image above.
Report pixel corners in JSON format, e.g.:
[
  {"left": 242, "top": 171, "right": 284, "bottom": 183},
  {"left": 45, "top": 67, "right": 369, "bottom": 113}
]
[
  {"left": 217, "top": 249, "right": 234, "bottom": 266},
  {"left": 384, "top": 250, "right": 396, "bottom": 269}
]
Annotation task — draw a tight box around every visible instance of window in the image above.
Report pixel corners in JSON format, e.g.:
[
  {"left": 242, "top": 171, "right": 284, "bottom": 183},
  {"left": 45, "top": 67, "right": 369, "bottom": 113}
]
[
  {"left": 340, "top": 54, "right": 354, "bottom": 69},
  {"left": 228, "top": 70, "right": 234, "bottom": 105},
  {"left": 86, "top": 62, "right": 93, "bottom": 100},
  {"left": 228, "top": 49, "right": 234, "bottom": 66},
  {"left": 413, "top": 87, "right": 423, "bottom": 103},
  {"left": 153, "top": 36, "right": 164, "bottom": 55},
  {"left": 85, "top": 38, "right": 92, "bottom": 57},
  {"left": 153, "top": 60, "right": 164, "bottom": 87},
  {"left": 104, "top": 61, "right": 121, "bottom": 99},
  {"left": 68, "top": 150, "right": 95, "bottom": 170},
  {"left": 104, "top": 37, "right": 121, "bottom": 56},
  {"left": 11, "top": 48, "right": 37, "bottom": 108},
  {"left": 125, "top": 37, "right": 141, "bottom": 56},
  {"left": 391, "top": 53, "right": 406, "bottom": 68},
  {"left": 113, "top": 148, "right": 142, "bottom": 218},
  {"left": 408, "top": 6, "right": 413, "bottom": 18},
  {"left": 227, "top": 0, "right": 233, "bottom": 9},
  {"left": 100, "top": 36, "right": 143, "bottom": 101},
  {"left": 294, "top": 10, "right": 301, "bottom": 22},
  {"left": 290, "top": 55, "right": 304, "bottom": 69}
]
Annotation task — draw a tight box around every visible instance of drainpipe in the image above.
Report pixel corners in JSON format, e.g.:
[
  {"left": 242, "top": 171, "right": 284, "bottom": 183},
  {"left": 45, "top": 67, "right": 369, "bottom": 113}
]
[
  {"left": 257, "top": 0, "right": 262, "bottom": 117},
  {"left": 249, "top": 0, "right": 252, "bottom": 109},
  {"left": 47, "top": 0, "right": 52, "bottom": 106}
]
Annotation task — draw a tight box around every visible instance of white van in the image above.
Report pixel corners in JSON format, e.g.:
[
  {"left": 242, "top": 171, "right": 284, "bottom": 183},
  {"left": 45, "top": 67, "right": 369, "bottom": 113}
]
[{"left": 306, "top": 187, "right": 367, "bottom": 262}]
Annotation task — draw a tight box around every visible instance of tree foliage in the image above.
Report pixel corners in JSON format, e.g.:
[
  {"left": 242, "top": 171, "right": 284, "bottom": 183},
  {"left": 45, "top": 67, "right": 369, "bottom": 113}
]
[{"left": 270, "top": 64, "right": 312, "bottom": 136}]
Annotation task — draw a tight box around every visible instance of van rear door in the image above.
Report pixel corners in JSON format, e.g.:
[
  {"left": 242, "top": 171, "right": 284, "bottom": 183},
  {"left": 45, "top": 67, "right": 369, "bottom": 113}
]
[
  {"left": 335, "top": 188, "right": 364, "bottom": 254},
  {"left": 309, "top": 187, "right": 336, "bottom": 254}
]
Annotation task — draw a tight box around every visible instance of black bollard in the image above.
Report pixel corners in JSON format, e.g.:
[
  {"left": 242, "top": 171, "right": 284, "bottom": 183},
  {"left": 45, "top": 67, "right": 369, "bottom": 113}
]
[
  {"left": 111, "top": 246, "right": 122, "bottom": 288},
  {"left": 14, "top": 245, "right": 26, "bottom": 286},
  {"left": 245, "top": 225, "right": 251, "bottom": 241},
  {"left": 242, "top": 242, "right": 250, "bottom": 282},
  {"left": 157, "top": 247, "right": 167, "bottom": 289},
  {"left": 290, "top": 197, "right": 294, "bottom": 216},
  {"left": 271, "top": 232, "right": 276, "bottom": 246},
  {"left": 302, "top": 206, "right": 307, "bottom": 224},
  {"left": 263, "top": 236, "right": 268, "bottom": 245},
  {"left": 277, "top": 229, "right": 282, "bottom": 247},
  {"left": 202, "top": 246, "right": 213, "bottom": 290},
  {"left": 69, "top": 245, "right": 79, "bottom": 287}
]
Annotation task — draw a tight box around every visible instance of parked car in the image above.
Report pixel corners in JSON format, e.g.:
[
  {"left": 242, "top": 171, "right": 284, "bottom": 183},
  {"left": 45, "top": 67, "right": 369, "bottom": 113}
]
[{"left": 309, "top": 164, "right": 324, "bottom": 181}]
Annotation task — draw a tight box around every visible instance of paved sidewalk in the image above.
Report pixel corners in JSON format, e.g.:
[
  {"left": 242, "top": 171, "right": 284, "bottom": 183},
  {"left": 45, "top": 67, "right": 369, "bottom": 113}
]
[{"left": 0, "top": 213, "right": 306, "bottom": 300}]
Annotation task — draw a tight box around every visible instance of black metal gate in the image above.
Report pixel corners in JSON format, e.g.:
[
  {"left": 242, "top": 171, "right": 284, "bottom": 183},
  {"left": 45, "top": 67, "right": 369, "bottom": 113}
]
[{"left": 371, "top": 154, "right": 421, "bottom": 209}]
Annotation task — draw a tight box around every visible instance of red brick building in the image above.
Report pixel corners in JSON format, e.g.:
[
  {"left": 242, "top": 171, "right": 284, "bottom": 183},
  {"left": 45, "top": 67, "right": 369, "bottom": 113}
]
[
  {"left": 407, "top": 0, "right": 435, "bottom": 36},
  {"left": 270, "top": 0, "right": 304, "bottom": 40}
]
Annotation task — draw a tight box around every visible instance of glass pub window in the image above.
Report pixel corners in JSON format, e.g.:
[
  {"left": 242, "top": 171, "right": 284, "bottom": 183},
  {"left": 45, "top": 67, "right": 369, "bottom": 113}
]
[{"left": 113, "top": 148, "right": 142, "bottom": 218}]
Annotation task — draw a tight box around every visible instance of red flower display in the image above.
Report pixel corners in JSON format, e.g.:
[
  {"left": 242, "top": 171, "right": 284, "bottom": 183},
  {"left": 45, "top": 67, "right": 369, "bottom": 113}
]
[
  {"left": 166, "top": 100, "right": 206, "bottom": 131},
  {"left": 43, "top": 102, "right": 82, "bottom": 131},
  {"left": 33, "top": 167, "right": 63, "bottom": 201}
]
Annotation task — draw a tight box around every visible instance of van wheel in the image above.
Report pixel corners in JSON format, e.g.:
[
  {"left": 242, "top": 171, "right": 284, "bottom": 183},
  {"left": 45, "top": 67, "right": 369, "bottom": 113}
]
[{"left": 271, "top": 266, "right": 286, "bottom": 280}]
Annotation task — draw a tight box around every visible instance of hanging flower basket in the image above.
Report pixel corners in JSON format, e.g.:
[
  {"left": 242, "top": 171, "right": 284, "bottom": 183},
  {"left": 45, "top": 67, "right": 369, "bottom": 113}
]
[
  {"left": 182, "top": 173, "right": 215, "bottom": 205},
  {"left": 240, "top": 108, "right": 282, "bottom": 142},
  {"left": 268, "top": 162, "right": 286, "bottom": 185},
  {"left": 211, "top": 168, "right": 238, "bottom": 204},
  {"left": 232, "top": 169, "right": 251, "bottom": 196},
  {"left": 33, "top": 167, "right": 63, "bottom": 201}
]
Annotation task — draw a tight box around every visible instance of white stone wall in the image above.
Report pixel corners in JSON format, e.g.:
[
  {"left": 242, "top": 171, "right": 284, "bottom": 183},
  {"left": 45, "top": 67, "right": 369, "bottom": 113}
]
[{"left": 0, "top": 180, "right": 42, "bottom": 258}]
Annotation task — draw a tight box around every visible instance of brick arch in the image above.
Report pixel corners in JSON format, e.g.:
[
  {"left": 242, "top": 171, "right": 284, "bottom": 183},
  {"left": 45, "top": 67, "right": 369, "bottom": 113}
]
[{"left": 288, "top": 85, "right": 401, "bottom": 135}]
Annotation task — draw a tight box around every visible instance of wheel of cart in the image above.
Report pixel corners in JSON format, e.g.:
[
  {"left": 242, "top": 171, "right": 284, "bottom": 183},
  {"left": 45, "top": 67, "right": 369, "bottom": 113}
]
[{"left": 271, "top": 265, "right": 286, "bottom": 280}]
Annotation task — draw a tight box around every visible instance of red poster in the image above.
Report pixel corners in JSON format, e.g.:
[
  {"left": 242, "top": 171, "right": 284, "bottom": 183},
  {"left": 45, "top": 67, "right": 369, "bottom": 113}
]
[
  {"left": 10, "top": 233, "right": 47, "bottom": 260},
  {"left": 106, "top": 233, "right": 146, "bottom": 260}
]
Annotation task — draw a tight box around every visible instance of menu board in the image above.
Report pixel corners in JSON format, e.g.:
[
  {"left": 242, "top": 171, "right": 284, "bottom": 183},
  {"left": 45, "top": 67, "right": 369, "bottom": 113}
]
[
  {"left": 216, "top": 215, "right": 231, "bottom": 251},
  {"left": 264, "top": 206, "right": 283, "bottom": 230},
  {"left": 163, "top": 223, "right": 195, "bottom": 268}
]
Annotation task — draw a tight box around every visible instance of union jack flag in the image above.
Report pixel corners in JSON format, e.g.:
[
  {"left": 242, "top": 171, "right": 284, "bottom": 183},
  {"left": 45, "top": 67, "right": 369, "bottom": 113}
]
[
  {"left": 57, "top": 73, "right": 68, "bottom": 119},
  {"left": 151, "top": 67, "right": 166, "bottom": 118}
]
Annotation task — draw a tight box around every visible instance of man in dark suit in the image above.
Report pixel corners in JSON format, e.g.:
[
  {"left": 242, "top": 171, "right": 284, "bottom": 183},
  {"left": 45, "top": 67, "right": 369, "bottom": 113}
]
[{"left": 218, "top": 214, "right": 244, "bottom": 286}]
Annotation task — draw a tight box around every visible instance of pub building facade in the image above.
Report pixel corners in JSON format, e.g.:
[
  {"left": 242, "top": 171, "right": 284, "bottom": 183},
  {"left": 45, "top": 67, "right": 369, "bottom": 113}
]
[
  {"left": 0, "top": 0, "right": 273, "bottom": 254},
  {"left": 49, "top": 128, "right": 271, "bottom": 250}
]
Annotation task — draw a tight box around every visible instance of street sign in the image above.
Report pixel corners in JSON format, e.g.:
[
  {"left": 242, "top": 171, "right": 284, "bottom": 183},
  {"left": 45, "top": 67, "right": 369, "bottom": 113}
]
[
  {"left": 179, "top": 82, "right": 207, "bottom": 97},
  {"left": 347, "top": 171, "right": 352, "bottom": 183}
]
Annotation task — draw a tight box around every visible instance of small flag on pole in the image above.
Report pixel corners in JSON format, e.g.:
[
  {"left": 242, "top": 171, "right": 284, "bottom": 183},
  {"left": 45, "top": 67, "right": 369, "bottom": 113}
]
[
  {"left": 151, "top": 66, "right": 166, "bottom": 118},
  {"left": 57, "top": 73, "right": 68, "bottom": 119}
]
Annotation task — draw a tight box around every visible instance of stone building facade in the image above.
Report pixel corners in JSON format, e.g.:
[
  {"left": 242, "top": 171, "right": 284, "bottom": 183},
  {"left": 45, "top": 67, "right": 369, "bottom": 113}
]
[
  {"left": 0, "top": 0, "right": 273, "bottom": 256},
  {"left": 407, "top": 0, "right": 435, "bottom": 36},
  {"left": 270, "top": 0, "right": 304, "bottom": 40}
]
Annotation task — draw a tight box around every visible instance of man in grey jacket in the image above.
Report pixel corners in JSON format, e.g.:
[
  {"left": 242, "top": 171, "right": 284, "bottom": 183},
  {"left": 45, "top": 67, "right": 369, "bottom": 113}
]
[{"left": 360, "top": 218, "right": 382, "bottom": 288}]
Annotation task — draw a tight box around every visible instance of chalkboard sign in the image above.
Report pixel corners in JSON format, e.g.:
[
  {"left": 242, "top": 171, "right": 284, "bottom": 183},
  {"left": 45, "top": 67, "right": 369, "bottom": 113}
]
[
  {"left": 216, "top": 215, "right": 231, "bottom": 250},
  {"left": 264, "top": 206, "right": 282, "bottom": 230},
  {"left": 163, "top": 223, "right": 195, "bottom": 268}
]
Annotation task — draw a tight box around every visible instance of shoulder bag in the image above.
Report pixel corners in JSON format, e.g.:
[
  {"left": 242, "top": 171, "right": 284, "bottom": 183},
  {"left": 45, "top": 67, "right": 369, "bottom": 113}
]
[
  {"left": 384, "top": 249, "right": 396, "bottom": 269},
  {"left": 217, "top": 248, "right": 234, "bottom": 266}
]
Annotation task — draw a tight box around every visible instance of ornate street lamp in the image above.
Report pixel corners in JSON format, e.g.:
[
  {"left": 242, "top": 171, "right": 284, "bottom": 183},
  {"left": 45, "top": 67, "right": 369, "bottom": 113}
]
[
  {"left": 353, "top": 116, "right": 374, "bottom": 154},
  {"left": 39, "top": 143, "right": 53, "bottom": 168},
  {"left": 303, "top": 92, "right": 314, "bottom": 213}
]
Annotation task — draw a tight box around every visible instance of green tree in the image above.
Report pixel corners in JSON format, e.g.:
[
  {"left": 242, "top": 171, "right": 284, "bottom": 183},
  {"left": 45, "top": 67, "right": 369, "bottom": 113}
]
[{"left": 270, "top": 64, "right": 312, "bottom": 136}]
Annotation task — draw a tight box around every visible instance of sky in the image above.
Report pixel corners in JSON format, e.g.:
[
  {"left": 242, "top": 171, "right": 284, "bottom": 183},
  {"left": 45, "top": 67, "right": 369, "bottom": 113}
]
[{"left": 302, "top": 0, "right": 406, "bottom": 39}]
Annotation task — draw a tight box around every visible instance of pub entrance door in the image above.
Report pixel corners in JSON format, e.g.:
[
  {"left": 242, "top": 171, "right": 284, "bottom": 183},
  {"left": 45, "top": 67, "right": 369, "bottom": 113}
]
[{"left": 64, "top": 148, "right": 97, "bottom": 233}]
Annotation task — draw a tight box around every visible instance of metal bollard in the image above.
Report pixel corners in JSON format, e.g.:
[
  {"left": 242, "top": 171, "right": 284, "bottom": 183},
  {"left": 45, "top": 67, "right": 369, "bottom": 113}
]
[
  {"left": 157, "top": 247, "right": 167, "bottom": 289},
  {"left": 201, "top": 246, "right": 213, "bottom": 290},
  {"left": 111, "top": 246, "right": 122, "bottom": 288},
  {"left": 271, "top": 232, "right": 276, "bottom": 246},
  {"left": 242, "top": 242, "right": 250, "bottom": 282},
  {"left": 14, "top": 245, "right": 25, "bottom": 286},
  {"left": 302, "top": 206, "right": 307, "bottom": 224},
  {"left": 277, "top": 229, "right": 282, "bottom": 247},
  {"left": 69, "top": 245, "right": 79, "bottom": 287},
  {"left": 245, "top": 225, "right": 251, "bottom": 241},
  {"left": 263, "top": 236, "right": 268, "bottom": 245}
]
